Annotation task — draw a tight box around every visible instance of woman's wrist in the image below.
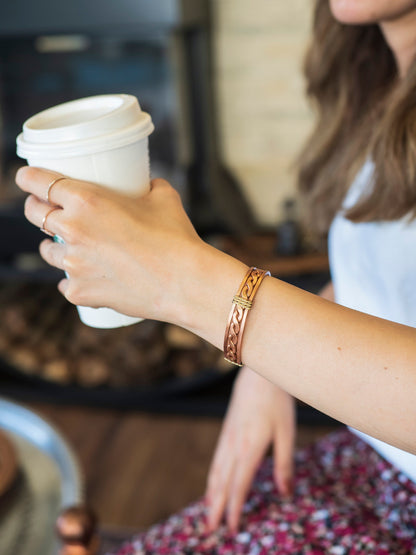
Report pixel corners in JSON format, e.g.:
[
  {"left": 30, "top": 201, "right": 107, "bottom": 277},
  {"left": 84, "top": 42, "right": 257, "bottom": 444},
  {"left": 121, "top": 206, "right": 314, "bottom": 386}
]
[{"left": 172, "top": 240, "right": 249, "bottom": 351}]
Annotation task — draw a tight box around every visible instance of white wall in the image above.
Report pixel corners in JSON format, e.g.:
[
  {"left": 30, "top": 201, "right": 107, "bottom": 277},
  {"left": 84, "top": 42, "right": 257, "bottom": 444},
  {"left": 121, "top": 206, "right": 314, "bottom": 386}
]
[{"left": 213, "top": 0, "right": 314, "bottom": 225}]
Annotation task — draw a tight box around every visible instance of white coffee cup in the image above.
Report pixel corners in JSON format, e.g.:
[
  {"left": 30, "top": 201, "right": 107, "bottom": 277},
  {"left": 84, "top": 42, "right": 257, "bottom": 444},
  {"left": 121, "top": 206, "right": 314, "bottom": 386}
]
[{"left": 16, "top": 94, "right": 154, "bottom": 328}]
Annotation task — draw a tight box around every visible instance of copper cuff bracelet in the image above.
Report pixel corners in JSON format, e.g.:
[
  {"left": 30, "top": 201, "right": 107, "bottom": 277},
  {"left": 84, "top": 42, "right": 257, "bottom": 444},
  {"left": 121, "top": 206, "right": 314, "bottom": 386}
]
[{"left": 223, "top": 267, "right": 270, "bottom": 367}]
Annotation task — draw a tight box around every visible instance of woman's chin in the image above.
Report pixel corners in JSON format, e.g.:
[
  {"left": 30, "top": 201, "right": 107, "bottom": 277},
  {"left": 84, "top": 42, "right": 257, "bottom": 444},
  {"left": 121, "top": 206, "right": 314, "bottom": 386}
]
[
  {"left": 330, "top": 0, "right": 416, "bottom": 26},
  {"left": 329, "top": 1, "right": 376, "bottom": 25}
]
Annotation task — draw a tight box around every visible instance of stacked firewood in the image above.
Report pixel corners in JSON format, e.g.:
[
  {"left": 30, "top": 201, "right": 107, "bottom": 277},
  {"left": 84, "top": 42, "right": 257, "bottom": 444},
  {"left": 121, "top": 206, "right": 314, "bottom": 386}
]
[{"left": 0, "top": 282, "right": 230, "bottom": 388}]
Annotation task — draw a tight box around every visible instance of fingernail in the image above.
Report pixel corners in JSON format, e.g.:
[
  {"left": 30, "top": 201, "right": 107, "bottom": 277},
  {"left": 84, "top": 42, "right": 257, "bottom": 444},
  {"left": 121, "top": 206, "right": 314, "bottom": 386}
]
[
  {"left": 227, "top": 514, "right": 238, "bottom": 535},
  {"left": 283, "top": 479, "right": 293, "bottom": 497},
  {"left": 206, "top": 509, "right": 217, "bottom": 533},
  {"left": 208, "top": 517, "right": 218, "bottom": 533}
]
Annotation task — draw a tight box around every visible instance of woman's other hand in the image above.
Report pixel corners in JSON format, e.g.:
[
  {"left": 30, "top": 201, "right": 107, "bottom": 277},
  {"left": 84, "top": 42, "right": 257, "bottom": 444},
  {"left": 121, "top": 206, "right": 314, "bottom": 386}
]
[
  {"left": 205, "top": 366, "right": 295, "bottom": 533},
  {"left": 205, "top": 280, "right": 332, "bottom": 532}
]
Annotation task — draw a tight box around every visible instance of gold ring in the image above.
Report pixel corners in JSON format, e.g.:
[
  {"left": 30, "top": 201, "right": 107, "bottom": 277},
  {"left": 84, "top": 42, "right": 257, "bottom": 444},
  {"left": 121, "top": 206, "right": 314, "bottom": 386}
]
[
  {"left": 46, "top": 176, "right": 66, "bottom": 204},
  {"left": 40, "top": 206, "right": 60, "bottom": 236}
]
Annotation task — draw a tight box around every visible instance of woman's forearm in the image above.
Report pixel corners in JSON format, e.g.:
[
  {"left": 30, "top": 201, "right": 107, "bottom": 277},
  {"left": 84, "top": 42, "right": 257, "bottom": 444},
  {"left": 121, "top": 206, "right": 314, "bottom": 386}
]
[
  {"left": 17, "top": 169, "right": 415, "bottom": 455},
  {"left": 318, "top": 280, "right": 334, "bottom": 302},
  {"left": 181, "top": 243, "right": 416, "bottom": 454}
]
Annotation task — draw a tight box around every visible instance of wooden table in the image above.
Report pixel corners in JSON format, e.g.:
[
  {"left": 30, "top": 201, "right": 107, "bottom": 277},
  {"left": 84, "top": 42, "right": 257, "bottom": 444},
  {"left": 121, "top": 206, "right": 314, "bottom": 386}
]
[
  {"left": 26, "top": 402, "right": 339, "bottom": 531},
  {"left": 220, "top": 233, "right": 329, "bottom": 277}
]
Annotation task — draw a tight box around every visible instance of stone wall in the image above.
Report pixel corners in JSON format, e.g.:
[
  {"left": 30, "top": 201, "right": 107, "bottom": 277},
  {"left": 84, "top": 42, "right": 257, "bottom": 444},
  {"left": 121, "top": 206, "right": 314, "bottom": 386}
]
[{"left": 213, "top": 0, "right": 314, "bottom": 226}]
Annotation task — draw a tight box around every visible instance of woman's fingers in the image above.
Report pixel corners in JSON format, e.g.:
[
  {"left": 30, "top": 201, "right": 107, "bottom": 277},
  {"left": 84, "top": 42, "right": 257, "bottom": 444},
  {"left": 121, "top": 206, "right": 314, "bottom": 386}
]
[
  {"left": 273, "top": 400, "right": 296, "bottom": 496},
  {"left": 205, "top": 373, "right": 297, "bottom": 536},
  {"left": 39, "top": 239, "right": 66, "bottom": 271},
  {"left": 57, "top": 277, "right": 70, "bottom": 296},
  {"left": 226, "top": 440, "right": 268, "bottom": 533},
  {"left": 16, "top": 166, "right": 71, "bottom": 206},
  {"left": 206, "top": 483, "right": 228, "bottom": 533},
  {"left": 24, "top": 194, "right": 63, "bottom": 235},
  {"left": 274, "top": 433, "right": 295, "bottom": 497},
  {"left": 206, "top": 428, "right": 235, "bottom": 532},
  {"left": 206, "top": 421, "right": 270, "bottom": 534},
  {"left": 206, "top": 451, "right": 234, "bottom": 532}
]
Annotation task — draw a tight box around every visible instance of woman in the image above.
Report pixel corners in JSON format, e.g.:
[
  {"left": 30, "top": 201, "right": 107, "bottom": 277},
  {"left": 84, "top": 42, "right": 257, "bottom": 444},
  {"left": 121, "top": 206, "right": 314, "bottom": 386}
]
[
  {"left": 206, "top": 0, "right": 416, "bottom": 536},
  {"left": 16, "top": 0, "right": 416, "bottom": 552}
]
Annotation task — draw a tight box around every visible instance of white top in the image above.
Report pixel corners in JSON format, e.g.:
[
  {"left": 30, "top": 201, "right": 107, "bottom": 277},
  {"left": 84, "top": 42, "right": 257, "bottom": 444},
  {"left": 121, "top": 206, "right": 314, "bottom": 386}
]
[{"left": 328, "top": 159, "right": 416, "bottom": 482}]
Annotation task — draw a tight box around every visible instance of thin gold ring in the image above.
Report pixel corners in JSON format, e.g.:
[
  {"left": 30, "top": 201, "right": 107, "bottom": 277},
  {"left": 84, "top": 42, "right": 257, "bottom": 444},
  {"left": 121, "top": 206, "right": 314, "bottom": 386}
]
[
  {"left": 46, "top": 176, "right": 66, "bottom": 204},
  {"left": 40, "top": 206, "right": 60, "bottom": 236}
]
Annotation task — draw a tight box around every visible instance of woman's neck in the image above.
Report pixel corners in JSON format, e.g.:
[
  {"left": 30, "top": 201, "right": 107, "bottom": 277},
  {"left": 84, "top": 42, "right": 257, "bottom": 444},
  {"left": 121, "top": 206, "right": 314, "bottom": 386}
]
[{"left": 380, "top": 9, "right": 416, "bottom": 78}]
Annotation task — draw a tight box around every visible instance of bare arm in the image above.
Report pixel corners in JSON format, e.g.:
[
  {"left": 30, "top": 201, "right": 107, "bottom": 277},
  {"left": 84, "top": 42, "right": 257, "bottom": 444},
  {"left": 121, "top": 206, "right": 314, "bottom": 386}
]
[
  {"left": 205, "top": 280, "right": 333, "bottom": 532},
  {"left": 318, "top": 280, "right": 334, "bottom": 302},
  {"left": 17, "top": 169, "right": 416, "bottom": 454},
  {"left": 183, "top": 247, "right": 415, "bottom": 454}
]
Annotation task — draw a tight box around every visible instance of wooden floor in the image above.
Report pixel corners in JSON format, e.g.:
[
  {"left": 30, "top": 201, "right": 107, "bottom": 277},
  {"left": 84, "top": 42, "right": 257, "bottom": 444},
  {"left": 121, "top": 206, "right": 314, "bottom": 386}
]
[{"left": 26, "top": 402, "right": 339, "bottom": 533}]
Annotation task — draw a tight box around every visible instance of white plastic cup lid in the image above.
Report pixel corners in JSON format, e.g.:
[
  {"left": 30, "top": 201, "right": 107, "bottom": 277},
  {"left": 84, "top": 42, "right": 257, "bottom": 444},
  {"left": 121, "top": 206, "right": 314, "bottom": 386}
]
[{"left": 16, "top": 94, "right": 154, "bottom": 159}]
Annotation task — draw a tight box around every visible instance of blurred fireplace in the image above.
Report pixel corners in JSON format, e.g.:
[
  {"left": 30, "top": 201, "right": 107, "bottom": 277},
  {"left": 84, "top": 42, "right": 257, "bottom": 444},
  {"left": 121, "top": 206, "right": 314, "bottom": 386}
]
[
  {"left": 0, "top": 0, "right": 257, "bottom": 274},
  {"left": 0, "top": 0, "right": 257, "bottom": 414},
  {"left": 0, "top": 2, "right": 333, "bottom": 425}
]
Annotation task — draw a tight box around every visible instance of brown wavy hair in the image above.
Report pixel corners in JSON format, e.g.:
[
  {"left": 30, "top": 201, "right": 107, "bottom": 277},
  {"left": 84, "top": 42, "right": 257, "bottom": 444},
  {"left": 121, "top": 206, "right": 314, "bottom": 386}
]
[{"left": 297, "top": 0, "right": 416, "bottom": 235}]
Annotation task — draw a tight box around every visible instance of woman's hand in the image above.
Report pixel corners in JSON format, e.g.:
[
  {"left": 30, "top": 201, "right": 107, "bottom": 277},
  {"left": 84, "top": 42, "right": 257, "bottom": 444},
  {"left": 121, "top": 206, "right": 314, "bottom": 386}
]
[
  {"left": 15, "top": 166, "right": 204, "bottom": 324},
  {"left": 205, "top": 366, "right": 295, "bottom": 533},
  {"left": 204, "top": 281, "right": 333, "bottom": 532}
]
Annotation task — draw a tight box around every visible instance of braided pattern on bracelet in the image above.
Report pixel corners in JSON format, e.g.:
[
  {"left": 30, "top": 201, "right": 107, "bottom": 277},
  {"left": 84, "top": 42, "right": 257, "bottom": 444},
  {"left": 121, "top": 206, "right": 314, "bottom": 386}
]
[
  {"left": 225, "top": 269, "right": 263, "bottom": 363},
  {"left": 224, "top": 304, "right": 245, "bottom": 365},
  {"left": 224, "top": 267, "right": 270, "bottom": 366}
]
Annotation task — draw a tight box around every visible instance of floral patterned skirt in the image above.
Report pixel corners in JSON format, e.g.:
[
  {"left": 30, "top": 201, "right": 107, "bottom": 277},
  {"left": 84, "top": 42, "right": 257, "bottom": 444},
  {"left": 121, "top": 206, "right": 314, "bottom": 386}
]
[{"left": 110, "top": 429, "right": 416, "bottom": 554}]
